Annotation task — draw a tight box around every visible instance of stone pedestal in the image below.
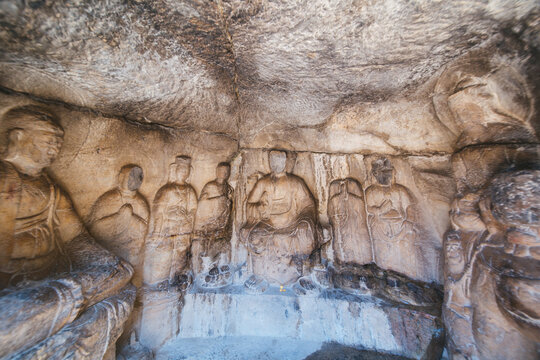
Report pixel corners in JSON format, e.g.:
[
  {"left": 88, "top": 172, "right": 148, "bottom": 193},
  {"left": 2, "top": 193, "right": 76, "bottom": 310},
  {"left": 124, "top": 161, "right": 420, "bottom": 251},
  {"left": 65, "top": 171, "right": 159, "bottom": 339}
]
[{"left": 139, "top": 289, "right": 182, "bottom": 351}]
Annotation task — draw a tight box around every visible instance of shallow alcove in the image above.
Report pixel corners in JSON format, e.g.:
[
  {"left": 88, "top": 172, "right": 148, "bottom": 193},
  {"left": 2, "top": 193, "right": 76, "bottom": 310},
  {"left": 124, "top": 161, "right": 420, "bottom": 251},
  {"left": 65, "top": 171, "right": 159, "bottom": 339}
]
[{"left": 0, "top": 1, "right": 538, "bottom": 359}]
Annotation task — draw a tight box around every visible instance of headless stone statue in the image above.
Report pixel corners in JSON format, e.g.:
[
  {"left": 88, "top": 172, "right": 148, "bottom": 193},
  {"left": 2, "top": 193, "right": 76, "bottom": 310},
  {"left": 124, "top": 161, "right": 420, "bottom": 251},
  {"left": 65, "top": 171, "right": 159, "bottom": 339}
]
[
  {"left": 143, "top": 155, "right": 197, "bottom": 287},
  {"left": 241, "top": 150, "right": 319, "bottom": 288},
  {"left": 328, "top": 178, "right": 372, "bottom": 266},
  {"left": 365, "top": 158, "right": 420, "bottom": 279},
  {"left": 88, "top": 165, "right": 149, "bottom": 287},
  {"left": 0, "top": 106, "right": 134, "bottom": 359}
]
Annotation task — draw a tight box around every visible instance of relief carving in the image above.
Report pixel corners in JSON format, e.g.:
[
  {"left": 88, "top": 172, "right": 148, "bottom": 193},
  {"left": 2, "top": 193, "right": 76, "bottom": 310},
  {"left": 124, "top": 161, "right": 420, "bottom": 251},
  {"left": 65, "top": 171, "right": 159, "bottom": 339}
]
[
  {"left": 328, "top": 178, "right": 372, "bottom": 266},
  {"left": 444, "top": 169, "right": 540, "bottom": 360},
  {"left": 0, "top": 106, "right": 134, "bottom": 358},
  {"left": 88, "top": 164, "right": 149, "bottom": 287},
  {"left": 365, "top": 158, "right": 420, "bottom": 279},
  {"left": 240, "top": 150, "right": 319, "bottom": 289},
  {"left": 143, "top": 156, "right": 197, "bottom": 288},
  {"left": 192, "top": 162, "right": 234, "bottom": 287},
  {"left": 434, "top": 57, "right": 536, "bottom": 147}
]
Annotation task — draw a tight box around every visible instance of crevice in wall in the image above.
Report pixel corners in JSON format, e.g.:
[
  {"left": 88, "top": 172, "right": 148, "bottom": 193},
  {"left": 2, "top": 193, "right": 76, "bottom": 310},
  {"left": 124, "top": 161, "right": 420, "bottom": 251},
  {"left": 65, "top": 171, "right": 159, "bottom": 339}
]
[{"left": 214, "top": 0, "right": 242, "bottom": 141}]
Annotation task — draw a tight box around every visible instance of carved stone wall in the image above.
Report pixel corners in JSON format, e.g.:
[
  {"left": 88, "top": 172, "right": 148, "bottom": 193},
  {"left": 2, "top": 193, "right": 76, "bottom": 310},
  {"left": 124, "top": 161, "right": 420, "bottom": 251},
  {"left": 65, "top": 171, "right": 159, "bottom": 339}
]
[
  {"left": 231, "top": 149, "right": 453, "bottom": 283},
  {"left": 0, "top": 24, "right": 538, "bottom": 357}
]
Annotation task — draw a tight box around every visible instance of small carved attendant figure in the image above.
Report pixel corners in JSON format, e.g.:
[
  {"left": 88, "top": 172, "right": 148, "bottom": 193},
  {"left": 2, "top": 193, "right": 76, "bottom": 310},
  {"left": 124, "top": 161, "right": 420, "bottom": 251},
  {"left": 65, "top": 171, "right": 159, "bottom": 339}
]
[
  {"left": 0, "top": 106, "right": 134, "bottom": 359},
  {"left": 192, "top": 162, "right": 234, "bottom": 276},
  {"left": 88, "top": 165, "right": 150, "bottom": 287},
  {"left": 469, "top": 170, "right": 540, "bottom": 360},
  {"left": 442, "top": 230, "right": 480, "bottom": 360},
  {"left": 143, "top": 156, "right": 197, "bottom": 287},
  {"left": 328, "top": 178, "right": 372, "bottom": 266},
  {"left": 365, "top": 158, "right": 419, "bottom": 279},
  {"left": 240, "top": 150, "right": 318, "bottom": 290}
]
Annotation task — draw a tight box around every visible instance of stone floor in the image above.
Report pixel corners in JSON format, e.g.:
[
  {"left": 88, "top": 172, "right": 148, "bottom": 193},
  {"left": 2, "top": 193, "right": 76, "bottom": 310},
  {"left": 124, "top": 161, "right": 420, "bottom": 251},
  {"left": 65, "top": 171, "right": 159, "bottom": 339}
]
[
  {"left": 305, "top": 343, "right": 410, "bottom": 360},
  {"left": 156, "top": 337, "right": 412, "bottom": 360}
]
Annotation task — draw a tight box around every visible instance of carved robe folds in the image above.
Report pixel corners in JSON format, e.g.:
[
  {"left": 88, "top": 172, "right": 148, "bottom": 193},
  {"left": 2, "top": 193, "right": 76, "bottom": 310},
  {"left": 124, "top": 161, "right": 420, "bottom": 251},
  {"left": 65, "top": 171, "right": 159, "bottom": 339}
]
[
  {"left": 328, "top": 178, "right": 371, "bottom": 266},
  {"left": 365, "top": 183, "right": 418, "bottom": 279},
  {"left": 444, "top": 170, "right": 540, "bottom": 360},
  {"left": 88, "top": 165, "right": 149, "bottom": 287},
  {"left": 241, "top": 173, "right": 318, "bottom": 285},
  {"left": 144, "top": 183, "right": 197, "bottom": 285},
  {"left": 192, "top": 177, "right": 233, "bottom": 274},
  {"left": 0, "top": 106, "right": 134, "bottom": 360}
]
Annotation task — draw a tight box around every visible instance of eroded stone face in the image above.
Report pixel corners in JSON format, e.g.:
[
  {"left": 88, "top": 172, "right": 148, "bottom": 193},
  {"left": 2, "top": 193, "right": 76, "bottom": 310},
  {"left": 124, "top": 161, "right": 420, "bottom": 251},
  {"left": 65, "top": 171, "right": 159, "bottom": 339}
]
[{"left": 0, "top": 106, "right": 134, "bottom": 358}]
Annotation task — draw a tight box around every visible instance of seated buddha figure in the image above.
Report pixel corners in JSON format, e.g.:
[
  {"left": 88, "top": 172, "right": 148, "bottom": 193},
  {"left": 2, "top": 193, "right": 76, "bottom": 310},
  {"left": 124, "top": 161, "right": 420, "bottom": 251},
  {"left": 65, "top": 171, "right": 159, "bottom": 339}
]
[
  {"left": 240, "top": 150, "right": 319, "bottom": 289},
  {"left": 0, "top": 106, "right": 134, "bottom": 359}
]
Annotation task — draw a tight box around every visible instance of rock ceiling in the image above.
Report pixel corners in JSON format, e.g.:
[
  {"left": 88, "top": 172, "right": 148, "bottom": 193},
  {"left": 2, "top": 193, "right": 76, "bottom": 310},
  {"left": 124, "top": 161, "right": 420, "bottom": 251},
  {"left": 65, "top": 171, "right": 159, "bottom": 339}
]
[{"left": 0, "top": 0, "right": 539, "bottom": 148}]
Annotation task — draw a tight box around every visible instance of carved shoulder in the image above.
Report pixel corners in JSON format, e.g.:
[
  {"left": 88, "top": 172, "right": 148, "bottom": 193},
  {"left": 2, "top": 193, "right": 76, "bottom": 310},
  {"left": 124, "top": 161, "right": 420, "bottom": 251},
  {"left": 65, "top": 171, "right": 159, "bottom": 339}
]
[{"left": 88, "top": 189, "right": 123, "bottom": 223}]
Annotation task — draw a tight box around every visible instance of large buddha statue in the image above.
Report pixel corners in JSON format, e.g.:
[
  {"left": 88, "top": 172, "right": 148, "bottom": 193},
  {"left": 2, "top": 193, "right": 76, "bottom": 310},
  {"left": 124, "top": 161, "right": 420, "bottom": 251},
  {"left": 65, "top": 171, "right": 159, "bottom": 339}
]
[
  {"left": 0, "top": 106, "right": 134, "bottom": 358},
  {"left": 444, "top": 169, "right": 540, "bottom": 360},
  {"left": 240, "top": 150, "right": 319, "bottom": 289},
  {"left": 434, "top": 57, "right": 536, "bottom": 147},
  {"left": 469, "top": 170, "right": 540, "bottom": 360}
]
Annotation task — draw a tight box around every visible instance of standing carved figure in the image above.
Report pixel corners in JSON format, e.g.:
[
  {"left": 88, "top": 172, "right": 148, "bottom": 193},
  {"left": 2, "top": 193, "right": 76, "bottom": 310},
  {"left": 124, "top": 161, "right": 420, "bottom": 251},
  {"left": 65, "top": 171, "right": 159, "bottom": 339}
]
[
  {"left": 0, "top": 106, "right": 134, "bottom": 359},
  {"left": 328, "top": 178, "right": 372, "bottom": 266},
  {"left": 192, "top": 162, "right": 233, "bottom": 276},
  {"left": 240, "top": 150, "right": 318, "bottom": 289},
  {"left": 365, "top": 158, "right": 419, "bottom": 279},
  {"left": 143, "top": 156, "right": 197, "bottom": 287},
  {"left": 442, "top": 191, "right": 489, "bottom": 359},
  {"left": 88, "top": 165, "right": 149, "bottom": 287}
]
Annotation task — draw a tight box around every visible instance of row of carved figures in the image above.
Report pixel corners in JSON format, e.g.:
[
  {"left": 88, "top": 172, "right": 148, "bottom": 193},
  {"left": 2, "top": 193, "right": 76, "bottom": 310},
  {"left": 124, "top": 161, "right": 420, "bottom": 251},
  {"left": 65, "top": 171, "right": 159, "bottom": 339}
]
[
  {"left": 0, "top": 105, "right": 537, "bottom": 359},
  {"left": 86, "top": 157, "right": 233, "bottom": 289},
  {"left": 85, "top": 150, "right": 428, "bottom": 291}
]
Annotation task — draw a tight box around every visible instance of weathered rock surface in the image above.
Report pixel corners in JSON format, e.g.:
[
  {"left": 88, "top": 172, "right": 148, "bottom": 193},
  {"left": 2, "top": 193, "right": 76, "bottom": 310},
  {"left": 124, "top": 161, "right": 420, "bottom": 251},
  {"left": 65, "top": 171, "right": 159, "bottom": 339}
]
[
  {"left": 1, "top": 1, "right": 539, "bottom": 150},
  {"left": 1, "top": 1, "right": 539, "bottom": 359}
]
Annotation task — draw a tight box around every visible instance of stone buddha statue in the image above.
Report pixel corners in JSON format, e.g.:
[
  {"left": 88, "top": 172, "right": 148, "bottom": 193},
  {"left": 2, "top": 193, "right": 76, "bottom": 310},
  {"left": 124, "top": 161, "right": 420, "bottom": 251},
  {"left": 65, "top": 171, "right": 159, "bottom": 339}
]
[
  {"left": 88, "top": 164, "right": 150, "bottom": 287},
  {"left": 192, "top": 162, "right": 234, "bottom": 283},
  {"left": 328, "top": 178, "right": 372, "bottom": 266},
  {"left": 444, "top": 169, "right": 540, "bottom": 360},
  {"left": 365, "top": 158, "right": 420, "bottom": 279},
  {"left": 469, "top": 170, "right": 540, "bottom": 360},
  {"left": 240, "top": 150, "right": 319, "bottom": 289},
  {"left": 434, "top": 57, "right": 536, "bottom": 147},
  {"left": 0, "top": 106, "right": 134, "bottom": 359},
  {"left": 143, "top": 155, "right": 197, "bottom": 287}
]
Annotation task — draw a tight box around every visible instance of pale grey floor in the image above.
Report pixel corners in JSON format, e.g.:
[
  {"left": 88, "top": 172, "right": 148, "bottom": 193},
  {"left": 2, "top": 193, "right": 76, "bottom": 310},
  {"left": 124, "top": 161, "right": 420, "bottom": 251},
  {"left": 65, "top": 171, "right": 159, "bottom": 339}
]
[{"left": 156, "top": 337, "right": 410, "bottom": 360}]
